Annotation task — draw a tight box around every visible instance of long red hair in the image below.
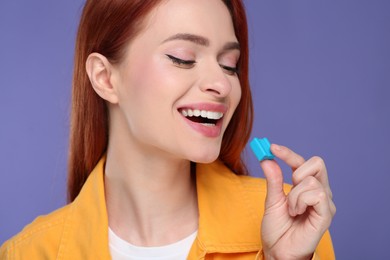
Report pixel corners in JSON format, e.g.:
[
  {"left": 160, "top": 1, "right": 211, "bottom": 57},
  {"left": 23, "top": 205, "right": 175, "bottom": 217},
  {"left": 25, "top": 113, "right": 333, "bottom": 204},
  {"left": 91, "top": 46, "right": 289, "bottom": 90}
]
[{"left": 68, "top": 0, "right": 253, "bottom": 202}]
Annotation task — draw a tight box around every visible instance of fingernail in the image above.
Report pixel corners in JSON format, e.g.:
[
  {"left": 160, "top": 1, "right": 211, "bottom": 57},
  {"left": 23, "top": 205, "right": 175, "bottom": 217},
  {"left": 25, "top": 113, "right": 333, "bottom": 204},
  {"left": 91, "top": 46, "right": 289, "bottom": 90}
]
[{"left": 273, "top": 144, "right": 282, "bottom": 151}]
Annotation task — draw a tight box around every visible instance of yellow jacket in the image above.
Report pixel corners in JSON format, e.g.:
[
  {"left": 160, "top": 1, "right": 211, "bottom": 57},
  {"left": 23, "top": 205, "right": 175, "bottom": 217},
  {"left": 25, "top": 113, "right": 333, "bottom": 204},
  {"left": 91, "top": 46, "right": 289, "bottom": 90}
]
[{"left": 0, "top": 158, "right": 335, "bottom": 259}]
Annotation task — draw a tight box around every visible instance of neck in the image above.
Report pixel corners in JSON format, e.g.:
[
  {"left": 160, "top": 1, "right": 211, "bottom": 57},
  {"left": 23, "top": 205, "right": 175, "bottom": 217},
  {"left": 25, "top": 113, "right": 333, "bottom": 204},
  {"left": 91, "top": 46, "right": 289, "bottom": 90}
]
[{"left": 104, "top": 127, "right": 198, "bottom": 247}]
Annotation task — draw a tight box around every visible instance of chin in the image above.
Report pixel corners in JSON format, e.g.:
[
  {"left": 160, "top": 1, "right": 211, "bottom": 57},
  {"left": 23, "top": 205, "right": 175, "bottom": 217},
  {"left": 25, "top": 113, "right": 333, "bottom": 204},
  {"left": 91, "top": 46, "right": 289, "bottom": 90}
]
[
  {"left": 189, "top": 149, "right": 220, "bottom": 164},
  {"left": 180, "top": 139, "right": 223, "bottom": 164}
]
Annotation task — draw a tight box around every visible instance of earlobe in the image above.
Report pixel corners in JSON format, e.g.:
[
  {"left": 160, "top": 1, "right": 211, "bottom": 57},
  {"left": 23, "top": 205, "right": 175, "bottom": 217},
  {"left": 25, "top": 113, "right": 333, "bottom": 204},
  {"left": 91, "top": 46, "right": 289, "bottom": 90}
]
[{"left": 86, "top": 53, "right": 119, "bottom": 104}]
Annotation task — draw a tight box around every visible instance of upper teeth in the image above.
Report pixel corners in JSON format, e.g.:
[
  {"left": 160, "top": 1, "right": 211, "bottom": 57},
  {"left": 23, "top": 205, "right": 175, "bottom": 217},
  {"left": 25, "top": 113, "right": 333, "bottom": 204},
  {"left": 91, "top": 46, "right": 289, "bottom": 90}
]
[{"left": 180, "top": 109, "right": 223, "bottom": 120}]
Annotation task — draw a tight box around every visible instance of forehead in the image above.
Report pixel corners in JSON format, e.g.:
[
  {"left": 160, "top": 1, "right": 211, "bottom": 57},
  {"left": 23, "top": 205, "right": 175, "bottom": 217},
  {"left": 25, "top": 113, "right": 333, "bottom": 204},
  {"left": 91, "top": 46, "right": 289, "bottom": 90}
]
[{"left": 141, "top": 0, "right": 237, "bottom": 43}]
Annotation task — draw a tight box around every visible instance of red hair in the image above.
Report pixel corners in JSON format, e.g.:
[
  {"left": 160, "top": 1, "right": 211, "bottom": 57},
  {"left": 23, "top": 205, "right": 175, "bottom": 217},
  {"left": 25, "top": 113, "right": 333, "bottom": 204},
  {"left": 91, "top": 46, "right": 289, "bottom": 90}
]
[{"left": 68, "top": 0, "right": 253, "bottom": 202}]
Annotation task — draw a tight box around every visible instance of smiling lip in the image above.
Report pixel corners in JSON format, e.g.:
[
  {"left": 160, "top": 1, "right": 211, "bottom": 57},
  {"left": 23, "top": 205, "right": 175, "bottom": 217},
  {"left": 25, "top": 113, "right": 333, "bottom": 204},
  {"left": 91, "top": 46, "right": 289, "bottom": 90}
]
[{"left": 178, "top": 103, "right": 228, "bottom": 138}]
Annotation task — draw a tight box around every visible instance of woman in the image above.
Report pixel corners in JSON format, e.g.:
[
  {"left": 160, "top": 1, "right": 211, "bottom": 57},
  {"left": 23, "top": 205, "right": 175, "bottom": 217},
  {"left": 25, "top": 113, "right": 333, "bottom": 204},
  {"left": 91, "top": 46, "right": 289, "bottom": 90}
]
[{"left": 0, "top": 0, "right": 336, "bottom": 259}]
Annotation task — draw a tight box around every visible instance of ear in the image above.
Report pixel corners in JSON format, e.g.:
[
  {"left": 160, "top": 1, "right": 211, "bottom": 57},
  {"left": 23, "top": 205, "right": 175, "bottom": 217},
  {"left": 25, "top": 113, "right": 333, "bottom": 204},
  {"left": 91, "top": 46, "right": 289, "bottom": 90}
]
[{"left": 86, "top": 53, "right": 119, "bottom": 104}]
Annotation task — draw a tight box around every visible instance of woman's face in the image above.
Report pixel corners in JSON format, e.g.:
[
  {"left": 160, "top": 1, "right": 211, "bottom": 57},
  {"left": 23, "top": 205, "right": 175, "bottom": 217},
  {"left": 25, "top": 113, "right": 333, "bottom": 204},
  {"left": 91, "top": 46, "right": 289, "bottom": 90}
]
[{"left": 111, "top": 0, "right": 241, "bottom": 163}]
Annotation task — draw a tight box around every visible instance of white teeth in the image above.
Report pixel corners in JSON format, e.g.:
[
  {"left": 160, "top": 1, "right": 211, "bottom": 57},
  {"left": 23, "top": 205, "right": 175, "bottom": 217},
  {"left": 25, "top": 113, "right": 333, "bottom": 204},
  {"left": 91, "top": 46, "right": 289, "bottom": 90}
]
[
  {"left": 194, "top": 109, "right": 201, "bottom": 117},
  {"left": 180, "top": 109, "right": 223, "bottom": 120},
  {"left": 207, "top": 111, "right": 222, "bottom": 120}
]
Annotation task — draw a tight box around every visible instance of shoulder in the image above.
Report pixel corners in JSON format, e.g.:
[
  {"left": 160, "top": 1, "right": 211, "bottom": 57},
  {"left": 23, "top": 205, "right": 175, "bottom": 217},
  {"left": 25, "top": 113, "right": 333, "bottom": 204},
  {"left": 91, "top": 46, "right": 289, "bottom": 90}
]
[
  {"left": 237, "top": 174, "right": 293, "bottom": 196},
  {"left": 204, "top": 160, "right": 292, "bottom": 198},
  {"left": 0, "top": 204, "right": 72, "bottom": 259},
  {"left": 197, "top": 161, "right": 270, "bottom": 219},
  {"left": 237, "top": 174, "right": 267, "bottom": 192},
  {"left": 198, "top": 160, "right": 293, "bottom": 220}
]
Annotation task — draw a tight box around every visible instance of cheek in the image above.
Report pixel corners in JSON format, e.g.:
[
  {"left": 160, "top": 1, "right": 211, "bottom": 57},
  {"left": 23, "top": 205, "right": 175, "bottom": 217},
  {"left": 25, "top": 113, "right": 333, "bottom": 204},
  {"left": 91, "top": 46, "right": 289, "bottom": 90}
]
[
  {"left": 120, "top": 57, "right": 166, "bottom": 104},
  {"left": 222, "top": 80, "right": 241, "bottom": 131},
  {"left": 231, "top": 80, "right": 242, "bottom": 110},
  {"left": 118, "top": 56, "right": 187, "bottom": 134}
]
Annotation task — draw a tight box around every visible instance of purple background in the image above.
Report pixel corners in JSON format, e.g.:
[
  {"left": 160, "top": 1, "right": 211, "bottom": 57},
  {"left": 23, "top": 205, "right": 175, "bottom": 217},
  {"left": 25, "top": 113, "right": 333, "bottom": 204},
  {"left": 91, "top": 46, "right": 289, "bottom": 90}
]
[{"left": 1, "top": 0, "right": 389, "bottom": 258}]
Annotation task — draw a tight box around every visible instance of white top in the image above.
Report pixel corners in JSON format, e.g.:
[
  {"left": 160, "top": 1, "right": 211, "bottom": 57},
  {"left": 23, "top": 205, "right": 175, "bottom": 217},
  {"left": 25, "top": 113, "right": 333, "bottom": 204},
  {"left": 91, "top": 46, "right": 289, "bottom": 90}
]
[{"left": 108, "top": 228, "right": 197, "bottom": 260}]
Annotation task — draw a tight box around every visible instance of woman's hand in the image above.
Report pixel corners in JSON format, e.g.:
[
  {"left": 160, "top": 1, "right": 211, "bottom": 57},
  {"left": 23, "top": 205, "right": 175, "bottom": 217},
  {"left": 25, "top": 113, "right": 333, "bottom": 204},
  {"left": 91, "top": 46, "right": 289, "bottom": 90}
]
[{"left": 260, "top": 144, "right": 336, "bottom": 260}]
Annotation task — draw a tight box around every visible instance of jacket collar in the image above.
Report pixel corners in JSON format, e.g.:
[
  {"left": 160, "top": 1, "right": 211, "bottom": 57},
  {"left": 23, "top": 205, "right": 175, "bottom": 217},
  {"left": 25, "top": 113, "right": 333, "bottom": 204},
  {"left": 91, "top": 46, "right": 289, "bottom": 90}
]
[
  {"left": 60, "top": 158, "right": 111, "bottom": 259},
  {"left": 60, "top": 157, "right": 260, "bottom": 258}
]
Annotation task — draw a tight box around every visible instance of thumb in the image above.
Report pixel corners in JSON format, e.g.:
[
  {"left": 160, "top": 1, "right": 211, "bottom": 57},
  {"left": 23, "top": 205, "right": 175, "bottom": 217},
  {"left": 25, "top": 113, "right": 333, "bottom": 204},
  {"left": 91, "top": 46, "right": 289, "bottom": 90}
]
[{"left": 260, "top": 160, "right": 286, "bottom": 208}]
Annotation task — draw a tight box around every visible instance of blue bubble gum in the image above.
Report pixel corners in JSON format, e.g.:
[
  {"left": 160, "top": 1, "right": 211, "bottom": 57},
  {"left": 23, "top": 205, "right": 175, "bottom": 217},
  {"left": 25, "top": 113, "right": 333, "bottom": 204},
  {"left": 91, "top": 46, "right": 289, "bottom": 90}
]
[{"left": 250, "top": 137, "right": 275, "bottom": 161}]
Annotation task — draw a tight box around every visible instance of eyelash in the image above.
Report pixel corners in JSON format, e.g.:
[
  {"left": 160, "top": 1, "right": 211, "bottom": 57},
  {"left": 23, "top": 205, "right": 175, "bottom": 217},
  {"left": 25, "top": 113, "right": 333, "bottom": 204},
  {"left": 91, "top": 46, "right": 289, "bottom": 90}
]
[
  {"left": 166, "top": 54, "right": 238, "bottom": 75},
  {"left": 166, "top": 54, "right": 195, "bottom": 68},
  {"left": 220, "top": 64, "right": 239, "bottom": 75}
]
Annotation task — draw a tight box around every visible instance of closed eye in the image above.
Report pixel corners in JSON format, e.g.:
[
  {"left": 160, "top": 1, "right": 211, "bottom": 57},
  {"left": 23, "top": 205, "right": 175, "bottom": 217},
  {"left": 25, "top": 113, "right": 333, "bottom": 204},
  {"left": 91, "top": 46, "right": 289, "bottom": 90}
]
[
  {"left": 166, "top": 54, "right": 196, "bottom": 69},
  {"left": 220, "top": 64, "right": 239, "bottom": 76}
]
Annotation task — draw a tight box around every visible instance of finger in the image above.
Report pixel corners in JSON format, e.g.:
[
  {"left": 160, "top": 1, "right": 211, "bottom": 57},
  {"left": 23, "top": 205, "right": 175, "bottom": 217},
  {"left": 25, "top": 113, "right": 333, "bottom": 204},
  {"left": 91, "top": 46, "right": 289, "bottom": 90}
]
[
  {"left": 270, "top": 144, "right": 306, "bottom": 171},
  {"left": 292, "top": 156, "right": 332, "bottom": 198},
  {"left": 329, "top": 198, "right": 337, "bottom": 217},
  {"left": 294, "top": 189, "right": 332, "bottom": 225},
  {"left": 287, "top": 176, "right": 321, "bottom": 216},
  {"left": 260, "top": 159, "right": 286, "bottom": 209}
]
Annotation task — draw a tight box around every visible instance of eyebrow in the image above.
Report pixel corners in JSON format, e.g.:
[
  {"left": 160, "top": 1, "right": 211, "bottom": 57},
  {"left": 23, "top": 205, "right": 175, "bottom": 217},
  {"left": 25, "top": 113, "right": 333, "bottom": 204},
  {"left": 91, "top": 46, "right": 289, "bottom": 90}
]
[{"left": 162, "top": 33, "right": 240, "bottom": 51}]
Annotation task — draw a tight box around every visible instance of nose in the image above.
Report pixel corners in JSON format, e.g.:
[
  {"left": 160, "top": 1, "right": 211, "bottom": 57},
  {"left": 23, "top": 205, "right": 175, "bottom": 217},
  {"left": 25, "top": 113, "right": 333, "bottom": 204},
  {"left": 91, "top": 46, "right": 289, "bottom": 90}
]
[{"left": 198, "top": 63, "right": 233, "bottom": 98}]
